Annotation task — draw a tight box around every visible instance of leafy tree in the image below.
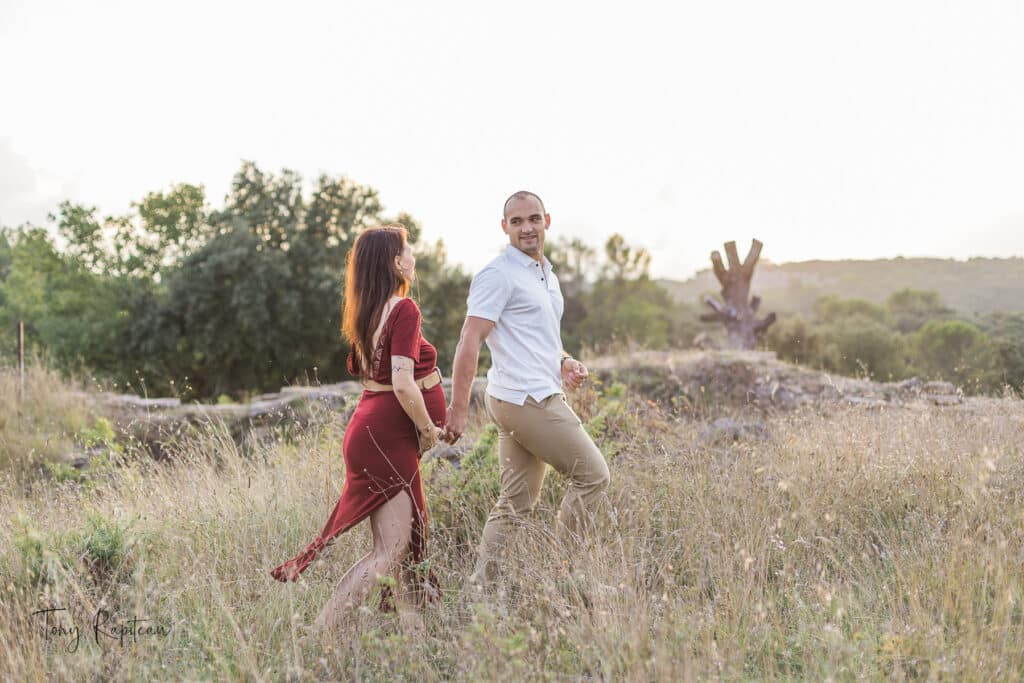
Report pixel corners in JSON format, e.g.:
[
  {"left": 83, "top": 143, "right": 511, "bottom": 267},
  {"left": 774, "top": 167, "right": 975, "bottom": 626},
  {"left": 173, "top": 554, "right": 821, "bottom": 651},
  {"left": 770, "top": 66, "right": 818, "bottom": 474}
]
[
  {"left": 813, "top": 296, "right": 890, "bottom": 326},
  {"left": 972, "top": 312, "right": 1024, "bottom": 394},
  {"left": 764, "top": 316, "right": 829, "bottom": 367},
  {"left": 912, "top": 320, "right": 1000, "bottom": 392},
  {"left": 887, "top": 288, "right": 953, "bottom": 333},
  {"left": 0, "top": 229, "right": 12, "bottom": 282},
  {"left": 130, "top": 163, "right": 393, "bottom": 397},
  {"left": 133, "top": 184, "right": 211, "bottom": 274},
  {"left": 602, "top": 233, "right": 651, "bottom": 281},
  {"left": 0, "top": 228, "right": 62, "bottom": 356},
  {"left": 826, "top": 315, "right": 907, "bottom": 380},
  {"left": 576, "top": 234, "right": 673, "bottom": 352},
  {"left": 155, "top": 227, "right": 305, "bottom": 397},
  {"left": 547, "top": 236, "right": 598, "bottom": 285},
  {"left": 0, "top": 227, "right": 135, "bottom": 376},
  {"left": 767, "top": 312, "right": 908, "bottom": 380},
  {"left": 582, "top": 280, "right": 674, "bottom": 351},
  {"left": 547, "top": 236, "right": 597, "bottom": 354},
  {"left": 212, "top": 161, "right": 303, "bottom": 249},
  {"left": 411, "top": 238, "right": 472, "bottom": 374},
  {"left": 52, "top": 184, "right": 209, "bottom": 279}
]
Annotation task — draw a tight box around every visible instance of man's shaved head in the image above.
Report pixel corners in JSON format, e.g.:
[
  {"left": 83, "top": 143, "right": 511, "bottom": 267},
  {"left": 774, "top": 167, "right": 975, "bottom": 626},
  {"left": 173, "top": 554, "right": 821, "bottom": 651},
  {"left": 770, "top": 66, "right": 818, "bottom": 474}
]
[
  {"left": 503, "top": 190, "right": 546, "bottom": 219},
  {"left": 501, "top": 190, "right": 550, "bottom": 261}
]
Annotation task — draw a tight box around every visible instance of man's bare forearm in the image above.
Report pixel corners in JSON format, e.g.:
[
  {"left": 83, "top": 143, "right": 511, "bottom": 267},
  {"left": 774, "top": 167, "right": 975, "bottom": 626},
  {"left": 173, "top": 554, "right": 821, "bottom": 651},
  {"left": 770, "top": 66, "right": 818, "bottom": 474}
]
[{"left": 450, "top": 335, "right": 482, "bottom": 412}]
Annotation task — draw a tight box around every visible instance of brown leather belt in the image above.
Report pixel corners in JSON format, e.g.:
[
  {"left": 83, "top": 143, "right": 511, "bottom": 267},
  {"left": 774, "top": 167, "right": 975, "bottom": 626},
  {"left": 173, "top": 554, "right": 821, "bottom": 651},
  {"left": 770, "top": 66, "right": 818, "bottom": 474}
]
[{"left": 362, "top": 367, "right": 443, "bottom": 393}]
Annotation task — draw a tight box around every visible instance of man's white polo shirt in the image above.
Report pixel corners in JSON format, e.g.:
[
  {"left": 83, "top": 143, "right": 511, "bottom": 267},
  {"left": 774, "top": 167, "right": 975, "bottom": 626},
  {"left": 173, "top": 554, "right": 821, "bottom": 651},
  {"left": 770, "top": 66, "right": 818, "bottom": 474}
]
[{"left": 466, "top": 245, "right": 565, "bottom": 405}]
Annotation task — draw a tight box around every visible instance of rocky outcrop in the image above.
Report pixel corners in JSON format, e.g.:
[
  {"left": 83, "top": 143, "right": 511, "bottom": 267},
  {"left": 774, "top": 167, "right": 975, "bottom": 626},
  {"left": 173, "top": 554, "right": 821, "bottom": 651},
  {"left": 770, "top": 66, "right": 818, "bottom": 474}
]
[
  {"left": 63, "top": 351, "right": 967, "bottom": 466},
  {"left": 68, "top": 378, "right": 489, "bottom": 461},
  {"left": 587, "top": 350, "right": 962, "bottom": 414}
]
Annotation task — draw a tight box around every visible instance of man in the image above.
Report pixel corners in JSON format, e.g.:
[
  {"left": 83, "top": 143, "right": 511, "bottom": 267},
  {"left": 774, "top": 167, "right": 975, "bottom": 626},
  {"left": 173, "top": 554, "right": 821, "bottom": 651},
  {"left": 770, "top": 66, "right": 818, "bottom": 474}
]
[{"left": 444, "top": 190, "right": 610, "bottom": 584}]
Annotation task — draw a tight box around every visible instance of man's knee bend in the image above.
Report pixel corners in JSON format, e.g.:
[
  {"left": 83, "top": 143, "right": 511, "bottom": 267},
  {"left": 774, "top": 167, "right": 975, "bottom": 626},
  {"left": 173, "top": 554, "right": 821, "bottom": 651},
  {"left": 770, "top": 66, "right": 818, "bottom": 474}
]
[
  {"left": 515, "top": 497, "right": 540, "bottom": 516},
  {"left": 500, "top": 480, "right": 541, "bottom": 513},
  {"left": 499, "top": 493, "right": 539, "bottom": 517},
  {"left": 580, "top": 458, "right": 610, "bottom": 493}
]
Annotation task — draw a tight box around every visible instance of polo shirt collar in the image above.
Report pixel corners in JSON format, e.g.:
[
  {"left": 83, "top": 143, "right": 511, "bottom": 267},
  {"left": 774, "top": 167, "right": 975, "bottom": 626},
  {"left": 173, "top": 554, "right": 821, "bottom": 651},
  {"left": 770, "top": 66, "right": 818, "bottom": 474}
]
[{"left": 504, "top": 244, "right": 550, "bottom": 270}]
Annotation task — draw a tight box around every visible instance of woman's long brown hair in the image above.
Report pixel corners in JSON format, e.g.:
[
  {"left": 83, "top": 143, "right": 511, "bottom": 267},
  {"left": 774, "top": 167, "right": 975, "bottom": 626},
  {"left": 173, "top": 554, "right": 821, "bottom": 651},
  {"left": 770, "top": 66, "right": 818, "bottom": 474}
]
[{"left": 342, "top": 224, "right": 410, "bottom": 378}]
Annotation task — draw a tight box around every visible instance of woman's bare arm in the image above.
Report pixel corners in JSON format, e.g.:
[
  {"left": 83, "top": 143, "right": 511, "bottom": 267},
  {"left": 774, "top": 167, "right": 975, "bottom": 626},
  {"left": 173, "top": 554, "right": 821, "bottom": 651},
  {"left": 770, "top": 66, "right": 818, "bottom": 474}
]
[{"left": 392, "top": 355, "right": 443, "bottom": 452}]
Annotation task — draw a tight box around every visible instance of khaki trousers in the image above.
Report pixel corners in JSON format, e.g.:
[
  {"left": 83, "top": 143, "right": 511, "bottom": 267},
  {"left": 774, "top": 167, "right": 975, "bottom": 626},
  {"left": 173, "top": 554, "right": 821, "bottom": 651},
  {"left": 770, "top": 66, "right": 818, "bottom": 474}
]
[{"left": 471, "top": 392, "right": 610, "bottom": 583}]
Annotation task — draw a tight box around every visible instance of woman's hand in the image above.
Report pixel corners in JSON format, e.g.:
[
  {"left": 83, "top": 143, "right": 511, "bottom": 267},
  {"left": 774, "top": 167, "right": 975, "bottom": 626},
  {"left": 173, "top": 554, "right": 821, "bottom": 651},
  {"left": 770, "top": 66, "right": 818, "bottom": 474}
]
[{"left": 417, "top": 424, "right": 445, "bottom": 456}]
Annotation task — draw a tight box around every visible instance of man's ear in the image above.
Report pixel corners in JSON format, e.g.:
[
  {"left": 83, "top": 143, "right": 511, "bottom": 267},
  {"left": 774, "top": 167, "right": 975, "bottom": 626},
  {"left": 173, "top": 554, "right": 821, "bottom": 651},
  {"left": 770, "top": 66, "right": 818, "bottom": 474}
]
[
  {"left": 544, "top": 213, "right": 552, "bottom": 228},
  {"left": 501, "top": 218, "right": 509, "bottom": 235}
]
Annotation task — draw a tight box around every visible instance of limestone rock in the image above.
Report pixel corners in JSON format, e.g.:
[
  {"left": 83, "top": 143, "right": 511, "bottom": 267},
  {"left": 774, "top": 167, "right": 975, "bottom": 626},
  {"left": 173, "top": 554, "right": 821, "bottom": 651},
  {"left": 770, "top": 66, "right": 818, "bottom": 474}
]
[{"left": 701, "top": 417, "right": 768, "bottom": 443}]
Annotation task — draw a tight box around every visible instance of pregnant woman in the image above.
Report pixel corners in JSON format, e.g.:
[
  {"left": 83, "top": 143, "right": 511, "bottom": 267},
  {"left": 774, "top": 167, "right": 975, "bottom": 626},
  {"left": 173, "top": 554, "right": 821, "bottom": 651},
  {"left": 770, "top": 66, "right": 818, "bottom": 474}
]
[{"left": 271, "top": 224, "right": 446, "bottom": 632}]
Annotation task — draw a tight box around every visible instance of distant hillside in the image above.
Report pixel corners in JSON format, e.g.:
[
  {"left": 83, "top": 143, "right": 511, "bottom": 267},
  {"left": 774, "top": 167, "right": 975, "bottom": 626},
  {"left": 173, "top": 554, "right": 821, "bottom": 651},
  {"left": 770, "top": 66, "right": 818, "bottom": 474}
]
[{"left": 659, "top": 257, "right": 1024, "bottom": 315}]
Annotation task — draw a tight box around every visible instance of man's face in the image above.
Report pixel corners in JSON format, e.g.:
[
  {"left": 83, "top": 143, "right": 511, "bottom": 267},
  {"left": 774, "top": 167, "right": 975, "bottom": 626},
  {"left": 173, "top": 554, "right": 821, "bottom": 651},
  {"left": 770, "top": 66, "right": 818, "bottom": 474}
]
[{"left": 502, "top": 195, "right": 550, "bottom": 258}]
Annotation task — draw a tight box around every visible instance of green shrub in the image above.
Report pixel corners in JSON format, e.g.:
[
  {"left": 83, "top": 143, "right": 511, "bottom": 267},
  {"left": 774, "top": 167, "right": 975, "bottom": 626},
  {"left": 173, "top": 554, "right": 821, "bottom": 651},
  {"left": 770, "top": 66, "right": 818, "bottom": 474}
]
[
  {"left": 814, "top": 296, "right": 890, "bottom": 325},
  {"left": 977, "top": 312, "right": 1024, "bottom": 394},
  {"left": 81, "top": 416, "right": 118, "bottom": 451},
  {"left": 887, "top": 288, "right": 954, "bottom": 333},
  {"left": 826, "top": 315, "right": 907, "bottom": 380},
  {"left": 43, "top": 461, "right": 86, "bottom": 484},
  {"left": 912, "top": 319, "right": 1001, "bottom": 392},
  {"left": 10, "top": 511, "right": 136, "bottom": 588},
  {"left": 764, "top": 316, "right": 829, "bottom": 367},
  {"left": 426, "top": 424, "right": 500, "bottom": 546},
  {"left": 584, "top": 382, "right": 629, "bottom": 457},
  {"left": 81, "top": 511, "right": 133, "bottom": 578},
  {"left": 12, "top": 515, "right": 73, "bottom": 586}
]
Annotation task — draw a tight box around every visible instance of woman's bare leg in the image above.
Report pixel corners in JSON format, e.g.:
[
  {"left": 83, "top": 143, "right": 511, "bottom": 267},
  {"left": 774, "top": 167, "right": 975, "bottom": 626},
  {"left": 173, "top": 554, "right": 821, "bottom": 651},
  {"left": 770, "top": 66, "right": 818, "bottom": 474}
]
[
  {"left": 393, "top": 564, "right": 426, "bottom": 635},
  {"left": 313, "top": 491, "right": 413, "bottom": 633}
]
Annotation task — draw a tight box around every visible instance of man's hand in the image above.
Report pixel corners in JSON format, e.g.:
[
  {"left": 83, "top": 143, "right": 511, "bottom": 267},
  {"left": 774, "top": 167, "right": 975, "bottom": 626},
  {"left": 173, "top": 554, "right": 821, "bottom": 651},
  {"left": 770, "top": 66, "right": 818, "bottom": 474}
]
[
  {"left": 561, "top": 358, "right": 589, "bottom": 391},
  {"left": 444, "top": 404, "right": 468, "bottom": 444}
]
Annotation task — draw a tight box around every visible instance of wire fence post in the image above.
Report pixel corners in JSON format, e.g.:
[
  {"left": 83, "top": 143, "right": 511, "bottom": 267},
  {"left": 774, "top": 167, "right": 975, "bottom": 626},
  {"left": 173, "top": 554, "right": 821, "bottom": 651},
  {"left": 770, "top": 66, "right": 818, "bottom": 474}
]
[{"left": 17, "top": 320, "right": 25, "bottom": 403}]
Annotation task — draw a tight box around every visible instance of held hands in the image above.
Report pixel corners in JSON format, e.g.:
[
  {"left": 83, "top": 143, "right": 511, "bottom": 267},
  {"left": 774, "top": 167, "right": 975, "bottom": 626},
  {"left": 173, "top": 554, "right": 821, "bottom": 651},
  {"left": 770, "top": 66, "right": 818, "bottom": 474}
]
[
  {"left": 440, "top": 359, "right": 588, "bottom": 445},
  {"left": 417, "top": 423, "right": 445, "bottom": 456},
  {"left": 561, "top": 358, "right": 589, "bottom": 391}
]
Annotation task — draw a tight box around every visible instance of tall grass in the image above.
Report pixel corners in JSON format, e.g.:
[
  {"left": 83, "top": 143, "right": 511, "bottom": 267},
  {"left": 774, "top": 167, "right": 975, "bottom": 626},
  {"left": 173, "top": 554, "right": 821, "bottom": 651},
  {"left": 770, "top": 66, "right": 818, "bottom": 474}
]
[
  {"left": 0, "top": 363, "right": 99, "bottom": 480},
  {"left": 1, "top": 370, "right": 1022, "bottom": 680}
]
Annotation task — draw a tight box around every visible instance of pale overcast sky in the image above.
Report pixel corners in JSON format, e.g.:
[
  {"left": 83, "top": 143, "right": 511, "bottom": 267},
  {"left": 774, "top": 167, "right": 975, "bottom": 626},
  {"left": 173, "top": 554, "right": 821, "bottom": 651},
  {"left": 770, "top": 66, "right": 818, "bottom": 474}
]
[{"left": 1, "top": 0, "right": 1022, "bottom": 279}]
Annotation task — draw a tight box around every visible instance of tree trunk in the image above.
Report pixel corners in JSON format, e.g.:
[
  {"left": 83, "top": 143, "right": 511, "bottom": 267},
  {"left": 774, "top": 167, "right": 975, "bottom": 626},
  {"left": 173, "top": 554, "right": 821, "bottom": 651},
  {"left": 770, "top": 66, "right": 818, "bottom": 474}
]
[{"left": 700, "top": 239, "right": 777, "bottom": 349}]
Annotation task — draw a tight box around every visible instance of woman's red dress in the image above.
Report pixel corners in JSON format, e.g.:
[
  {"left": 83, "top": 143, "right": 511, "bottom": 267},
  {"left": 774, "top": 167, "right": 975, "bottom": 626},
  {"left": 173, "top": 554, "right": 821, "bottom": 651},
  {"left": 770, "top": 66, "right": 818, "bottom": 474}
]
[{"left": 270, "top": 298, "right": 446, "bottom": 598}]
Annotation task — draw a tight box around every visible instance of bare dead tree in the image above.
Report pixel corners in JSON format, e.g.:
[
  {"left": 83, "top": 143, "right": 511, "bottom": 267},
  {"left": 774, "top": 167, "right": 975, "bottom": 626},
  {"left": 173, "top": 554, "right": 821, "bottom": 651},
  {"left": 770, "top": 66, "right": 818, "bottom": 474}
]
[{"left": 700, "top": 239, "right": 777, "bottom": 349}]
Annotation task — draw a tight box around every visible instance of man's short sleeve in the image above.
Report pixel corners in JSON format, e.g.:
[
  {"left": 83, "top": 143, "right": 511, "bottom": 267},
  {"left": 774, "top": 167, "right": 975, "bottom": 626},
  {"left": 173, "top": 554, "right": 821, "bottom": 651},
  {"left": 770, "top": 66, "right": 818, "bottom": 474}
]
[{"left": 466, "top": 266, "right": 512, "bottom": 323}]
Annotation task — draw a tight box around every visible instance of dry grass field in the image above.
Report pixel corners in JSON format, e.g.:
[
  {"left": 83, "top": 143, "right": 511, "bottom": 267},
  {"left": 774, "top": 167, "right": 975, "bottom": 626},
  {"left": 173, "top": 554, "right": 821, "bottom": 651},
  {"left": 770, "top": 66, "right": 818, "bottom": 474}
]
[{"left": 1, "top": 364, "right": 1023, "bottom": 681}]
